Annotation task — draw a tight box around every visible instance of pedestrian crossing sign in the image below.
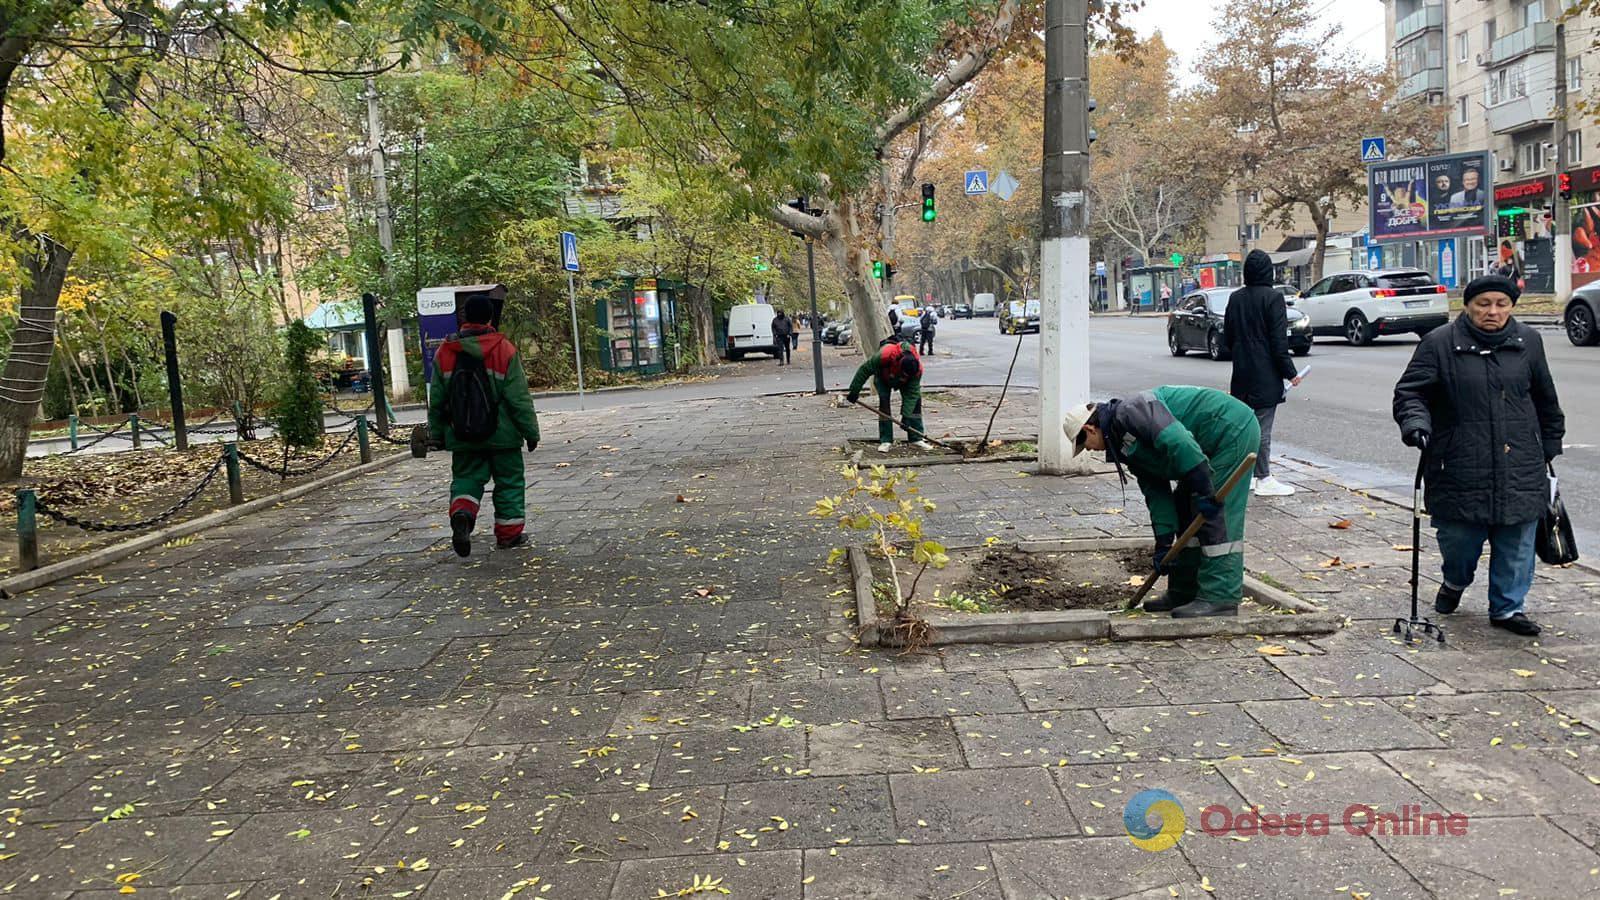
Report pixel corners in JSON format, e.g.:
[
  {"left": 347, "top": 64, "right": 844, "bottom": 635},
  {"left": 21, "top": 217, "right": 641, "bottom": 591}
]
[
  {"left": 965, "top": 170, "right": 990, "bottom": 195},
  {"left": 1361, "top": 137, "right": 1387, "bottom": 163}
]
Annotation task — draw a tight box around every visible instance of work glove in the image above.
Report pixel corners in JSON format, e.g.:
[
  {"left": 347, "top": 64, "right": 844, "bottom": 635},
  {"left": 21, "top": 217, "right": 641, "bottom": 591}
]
[
  {"left": 1152, "top": 533, "right": 1175, "bottom": 573},
  {"left": 526, "top": 438, "right": 539, "bottom": 452},
  {"left": 1179, "top": 464, "right": 1217, "bottom": 502},
  {"left": 845, "top": 391, "right": 860, "bottom": 405},
  {"left": 427, "top": 430, "right": 446, "bottom": 451},
  {"left": 1403, "top": 428, "right": 1431, "bottom": 451},
  {"left": 1196, "top": 495, "right": 1225, "bottom": 521}
]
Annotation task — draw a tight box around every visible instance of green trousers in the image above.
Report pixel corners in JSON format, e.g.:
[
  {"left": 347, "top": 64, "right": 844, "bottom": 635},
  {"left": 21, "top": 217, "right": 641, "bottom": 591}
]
[
  {"left": 876, "top": 378, "right": 925, "bottom": 444},
  {"left": 449, "top": 449, "right": 527, "bottom": 542},
  {"left": 1163, "top": 418, "right": 1258, "bottom": 607}
]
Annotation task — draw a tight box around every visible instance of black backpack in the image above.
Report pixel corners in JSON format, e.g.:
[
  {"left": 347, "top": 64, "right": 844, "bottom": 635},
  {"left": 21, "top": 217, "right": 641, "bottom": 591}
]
[{"left": 447, "top": 349, "right": 499, "bottom": 442}]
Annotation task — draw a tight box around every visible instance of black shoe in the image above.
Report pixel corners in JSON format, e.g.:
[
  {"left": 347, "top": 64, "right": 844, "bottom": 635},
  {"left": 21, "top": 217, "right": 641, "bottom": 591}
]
[
  {"left": 1143, "top": 592, "right": 1193, "bottom": 613},
  {"left": 451, "top": 512, "right": 474, "bottom": 558},
  {"left": 1434, "top": 584, "right": 1464, "bottom": 615},
  {"left": 1171, "top": 600, "right": 1239, "bottom": 619},
  {"left": 1490, "top": 613, "right": 1541, "bottom": 636},
  {"left": 496, "top": 533, "right": 527, "bottom": 550}
]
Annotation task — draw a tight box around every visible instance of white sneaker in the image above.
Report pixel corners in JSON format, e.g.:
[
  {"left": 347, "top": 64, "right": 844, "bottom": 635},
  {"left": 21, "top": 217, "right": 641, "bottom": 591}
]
[
  {"left": 911, "top": 440, "right": 934, "bottom": 450},
  {"left": 1253, "top": 475, "right": 1296, "bottom": 497},
  {"left": 877, "top": 443, "right": 893, "bottom": 454}
]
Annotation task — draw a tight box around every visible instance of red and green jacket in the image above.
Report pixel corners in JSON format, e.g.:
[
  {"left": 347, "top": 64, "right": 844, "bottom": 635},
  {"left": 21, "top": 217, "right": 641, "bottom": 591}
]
[{"left": 427, "top": 324, "right": 541, "bottom": 451}]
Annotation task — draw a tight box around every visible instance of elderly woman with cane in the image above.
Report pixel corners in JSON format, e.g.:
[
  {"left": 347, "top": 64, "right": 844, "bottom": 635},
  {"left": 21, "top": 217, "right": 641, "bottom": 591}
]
[{"left": 1393, "top": 274, "right": 1565, "bottom": 636}]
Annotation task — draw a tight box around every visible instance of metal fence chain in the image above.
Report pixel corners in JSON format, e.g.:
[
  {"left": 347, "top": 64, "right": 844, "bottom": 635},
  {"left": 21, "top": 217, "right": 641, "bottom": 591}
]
[
  {"left": 236, "top": 428, "right": 359, "bottom": 479},
  {"left": 364, "top": 418, "right": 412, "bottom": 446},
  {"left": 34, "top": 452, "right": 227, "bottom": 533}
]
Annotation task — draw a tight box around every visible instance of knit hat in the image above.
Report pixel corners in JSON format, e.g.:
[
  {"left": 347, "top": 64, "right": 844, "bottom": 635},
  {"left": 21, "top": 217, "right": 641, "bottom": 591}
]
[
  {"left": 1462, "top": 274, "right": 1520, "bottom": 305},
  {"left": 462, "top": 293, "right": 496, "bottom": 324}
]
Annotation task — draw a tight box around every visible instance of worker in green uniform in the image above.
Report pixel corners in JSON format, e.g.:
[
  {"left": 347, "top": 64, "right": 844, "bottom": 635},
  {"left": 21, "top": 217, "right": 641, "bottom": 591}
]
[
  {"left": 1062, "top": 386, "right": 1260, "bottom": 617},
  {"left": 845, "top": 340, "right": 932, "bottom": 454},
  {"left": 428, "top": 294, "right": 542, "bottom": 557}
]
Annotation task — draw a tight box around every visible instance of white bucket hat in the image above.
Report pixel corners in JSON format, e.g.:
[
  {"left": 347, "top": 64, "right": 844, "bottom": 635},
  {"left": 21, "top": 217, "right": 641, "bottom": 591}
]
[{"left": 1062, "top": 403, "right": 1095, "bottom": 457}]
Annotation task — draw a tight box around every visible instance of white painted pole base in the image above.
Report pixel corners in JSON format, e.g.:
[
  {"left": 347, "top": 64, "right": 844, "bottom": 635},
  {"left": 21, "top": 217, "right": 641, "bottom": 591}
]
[
  {"left": 385, "top": 327, "right": 411, "bottom": 399},
  {"left": 1039, "top": 235, "right": 1095, "bottom": 475},
  {"left": 1556, "top": 240, "right": 1574, "bottom": 302}
]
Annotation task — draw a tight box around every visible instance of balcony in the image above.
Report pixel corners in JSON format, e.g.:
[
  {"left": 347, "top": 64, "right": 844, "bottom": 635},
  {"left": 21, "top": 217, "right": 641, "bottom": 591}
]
[
  {"left": 1398, "top": 67, "right": 1445, "bottom": 100},
  {"left": 1487, "top": 20, "right": 1556, "bottom": 68},
  {"left": 1395, "top": 5, "right": 1443, "bottom": 43},
  {"left": 1488, "top": 83, "right": 1557, "bottom": 134}
]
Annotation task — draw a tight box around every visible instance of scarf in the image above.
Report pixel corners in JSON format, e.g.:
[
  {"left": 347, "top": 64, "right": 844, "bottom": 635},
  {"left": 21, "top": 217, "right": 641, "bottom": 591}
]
[{"left": 1463, "top": 317, "right": 1511, "bottom": 349}]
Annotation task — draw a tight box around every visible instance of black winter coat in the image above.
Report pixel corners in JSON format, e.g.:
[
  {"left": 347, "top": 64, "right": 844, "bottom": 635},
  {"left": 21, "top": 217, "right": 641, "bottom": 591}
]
[
  {"left": 1223, "top": 250, "right": 1298, "bottom": 410},
  {"left": 1393, "top": 315, "right": 1565, "bottom": 525}
]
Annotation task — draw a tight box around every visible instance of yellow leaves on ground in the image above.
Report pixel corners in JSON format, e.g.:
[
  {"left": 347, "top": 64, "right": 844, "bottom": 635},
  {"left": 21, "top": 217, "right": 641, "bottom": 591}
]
[
  {"left": 658, "top": 874, "right": 730, "bottom": 897},
  {"left": 1256, "top": 644, "right": 1289, "bottom": 656}
]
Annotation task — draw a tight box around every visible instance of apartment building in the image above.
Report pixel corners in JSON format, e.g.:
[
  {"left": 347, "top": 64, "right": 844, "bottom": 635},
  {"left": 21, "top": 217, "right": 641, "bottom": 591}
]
[
  {"left": 1386, "top": 0, "right": 1598, "bottom": 288},
  {"left": 1199, "top": 188, "right": 1370, "bottom": 289}
]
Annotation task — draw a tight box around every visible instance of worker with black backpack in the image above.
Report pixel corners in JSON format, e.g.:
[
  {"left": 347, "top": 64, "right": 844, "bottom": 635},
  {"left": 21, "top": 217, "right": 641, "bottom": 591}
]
[{"left": 428, "top": 294, "right": 542, "bottom": 556}]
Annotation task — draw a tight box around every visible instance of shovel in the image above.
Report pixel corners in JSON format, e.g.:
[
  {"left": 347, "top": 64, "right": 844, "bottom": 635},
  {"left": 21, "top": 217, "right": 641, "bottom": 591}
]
[
  {"left": 847, "top": 399, "right": 975, "bottom": 456},
  {"left": 1125, "top": 454, "right": 1257, "bottom": 611}
]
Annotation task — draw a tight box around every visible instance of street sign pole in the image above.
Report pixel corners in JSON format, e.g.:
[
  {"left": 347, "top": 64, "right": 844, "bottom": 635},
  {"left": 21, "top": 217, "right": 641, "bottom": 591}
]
[
  {"left": 561, "top": 232, "right": 586, "bottom": 410},
  {"left": 807, "top": 236, "right": 824, "bottom": 395}
]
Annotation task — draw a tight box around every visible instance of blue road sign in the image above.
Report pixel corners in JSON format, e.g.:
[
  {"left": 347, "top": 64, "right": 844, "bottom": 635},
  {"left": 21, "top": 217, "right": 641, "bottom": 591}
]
[
  {"left": 1367, "top": 244, "right": 1384, "bottom": 270},
  {"left": 1361, "top": 137, "right": 1387, "bottom": 163},
  {"left": 560, "top": 231, "right": 580, "bottom": 273},
  {"left": 964, "top": 170, "right": 990, "bottom": 195}
]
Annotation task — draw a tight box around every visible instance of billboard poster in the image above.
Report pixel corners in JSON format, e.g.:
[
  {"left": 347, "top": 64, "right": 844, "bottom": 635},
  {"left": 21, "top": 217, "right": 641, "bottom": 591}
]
[
  {"left": 1368, "top": 152, "right": 1491, "bottom": 244},
  {"left": 1573, "top": 205, "right": 1600, "bottom": 289},
  {"left": 417, "top": 288, "right": 459, "bottom": 386}
]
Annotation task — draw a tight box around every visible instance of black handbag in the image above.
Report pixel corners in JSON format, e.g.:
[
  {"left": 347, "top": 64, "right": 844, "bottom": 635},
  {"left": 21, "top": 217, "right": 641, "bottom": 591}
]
[{"left": 1536, "top": 464, "right": 1580, "bottom": 566}]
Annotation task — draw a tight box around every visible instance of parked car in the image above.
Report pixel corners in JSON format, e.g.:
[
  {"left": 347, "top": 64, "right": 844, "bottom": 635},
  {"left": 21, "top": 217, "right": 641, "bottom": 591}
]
[
  {"left": 1167, "top": 287, "right": 1313, "bottom": 361},
  {"left": 1293, "top": 269, "right": 1447, "bottom": 345},
  {"left": 1564, "top": 284, "right": 1600, "bottom": 346},
  {"left": 950, "top": 304, "right": 973, "bottom": 319},
  {"left": 835, "top": 322, "right": 854, "bottom": 346},
  {"left": 888, "top": 309, "right": 921, "bottom": 341},
  {"left": 972, "top": 292, "right": 997, "bottom": 317},
  {"left": 822, "top": 318, "right": 852, "bottom": 345},
  {"left": 999, "top": 299, "right": 1041, "bottom": 335}
]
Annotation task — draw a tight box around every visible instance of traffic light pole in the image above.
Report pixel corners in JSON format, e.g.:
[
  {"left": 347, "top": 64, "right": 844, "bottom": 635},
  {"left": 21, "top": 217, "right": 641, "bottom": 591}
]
[
  {"left": 1038, "top": 0, "right": 1093, "bottom": 475},
  {"left": 807, "top": 237, "right": 824, "bottom": 395},
  {"left": 1555, "top": 22, "right": 1572, "bottom": 301}
]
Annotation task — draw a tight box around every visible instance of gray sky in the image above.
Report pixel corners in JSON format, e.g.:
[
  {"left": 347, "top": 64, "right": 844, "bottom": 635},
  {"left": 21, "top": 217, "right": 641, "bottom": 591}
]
[{"left": 1125, "top": 0, "right": 1388, "bottom": 86}]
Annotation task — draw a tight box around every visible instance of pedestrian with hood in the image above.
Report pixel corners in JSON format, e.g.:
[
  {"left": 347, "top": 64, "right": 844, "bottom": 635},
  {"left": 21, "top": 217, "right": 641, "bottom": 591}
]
[
  {"left": 919, "top": 306, "right": 938, "bottom": 356},
  {"left": 1393, "top": 274, "right": 1565, "bottom": 636},
  {"left": 428, "top": 293, "right": 542, "bottom": 557},
  {"left": 1062, "top": 386, "right": 1260, "bottom": 618},
  {"left": 846, "top": 340, "right": 931, "bottom": 453},
  {"left": 772, "top": 309, "right": 794, "bottom": 366},
  {"left": 1224, "top": 249, "right": 1302, "bottom": 497}
]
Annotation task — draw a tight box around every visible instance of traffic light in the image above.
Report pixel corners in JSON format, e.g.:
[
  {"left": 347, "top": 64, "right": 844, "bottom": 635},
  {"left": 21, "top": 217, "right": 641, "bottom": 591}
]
[
  {"left": 873, "top": 260, "right": 885, "bottom": 279},
  {"left": 921, "top": 183, "right": 935, "bottom": 222},
  {"left": 1560, "top": 173, "right": 1573, "bottom": 200}
]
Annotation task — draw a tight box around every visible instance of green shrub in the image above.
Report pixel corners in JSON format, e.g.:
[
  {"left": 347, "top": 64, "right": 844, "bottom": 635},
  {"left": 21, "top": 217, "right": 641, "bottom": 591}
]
[{"left": 274, "top": 320, "right": 324, "bottom": 448}]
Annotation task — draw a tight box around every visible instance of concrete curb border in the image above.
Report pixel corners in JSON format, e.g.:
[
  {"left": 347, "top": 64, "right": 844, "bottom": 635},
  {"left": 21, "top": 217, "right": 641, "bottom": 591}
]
[
  {"left": 0, "top": 450, "right": 410, "bottom": 598},
  {"left": 849, "top": 537, "right": 1340, "bottom": 647}
]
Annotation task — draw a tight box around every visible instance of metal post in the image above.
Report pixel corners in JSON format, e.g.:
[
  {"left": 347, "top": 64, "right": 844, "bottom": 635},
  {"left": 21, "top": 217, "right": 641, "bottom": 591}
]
[
  {"left": 361, "top": 292, "right": 391, "bottom": 434},
  {"left": 355, "top": 416, "right": 372, "bottom": 464},
  {"left": 807, "top": 237, "right": 824, "bottom": 395},
  {"left": 567, "top": 271, "right": 586, "bottom": 410},
  {"left": 1038, "top": 0, "right": 1093, "bottom": 475},
  {"left": 17, "top": 489, "right": 37, "bottom": 572},
  {"left": 159, "top": 310, "right": 188, "bottom": 451},
  {"left": 129, "top": 413, "right": 141, "bottom": 450},
  {"left": 1237, "top": 187, "right": 1250, "bottom": 277},
  {"left": 1555, "top": 23, "right": 1573, "bottom": 301},
  {"left": 224, "top": 443, "right": 244, "bottom": 506},
  {"left": 68, "top": 414, "right": 77, "bottom": 451}
]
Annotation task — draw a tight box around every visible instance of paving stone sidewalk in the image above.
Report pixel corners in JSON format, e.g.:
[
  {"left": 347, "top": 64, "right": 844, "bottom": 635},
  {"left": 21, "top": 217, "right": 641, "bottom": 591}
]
[{"left": 2, "top": 387, "right": 1598, "bottom": 899}]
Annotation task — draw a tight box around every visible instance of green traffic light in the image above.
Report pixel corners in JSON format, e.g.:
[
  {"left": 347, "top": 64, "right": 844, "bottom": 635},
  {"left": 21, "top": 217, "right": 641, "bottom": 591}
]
[
  {"left": 922, "top": 200, "right": 936, "bottom": 222},
  {"left": 873, "top": 261, "right": 885, "bottom": 278}
]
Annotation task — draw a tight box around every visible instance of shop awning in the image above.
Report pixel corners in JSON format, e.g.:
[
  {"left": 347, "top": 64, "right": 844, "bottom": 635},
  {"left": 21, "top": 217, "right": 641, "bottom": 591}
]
[
  {"left": 304, "top": 300, "right": 365, "bottom": 332},
  {"left": 1267, "top": 248, "right": 1316, "bottom": 268}
]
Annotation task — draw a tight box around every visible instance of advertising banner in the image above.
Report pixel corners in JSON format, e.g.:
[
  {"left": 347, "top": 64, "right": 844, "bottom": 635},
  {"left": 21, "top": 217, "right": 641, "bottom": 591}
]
[
  {"left": 1368, "top": 152, "right": 1492, "bottom": 244},
  {"left": 417, "top": 288, "right": 459, "bottom": 386}
]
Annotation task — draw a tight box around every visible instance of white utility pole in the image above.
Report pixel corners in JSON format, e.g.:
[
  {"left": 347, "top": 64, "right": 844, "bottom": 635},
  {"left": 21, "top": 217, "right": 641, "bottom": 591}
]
[
  {"left": 363, "top": 77, "right": 412, "bottom": 399},
  {"left": 1038, "top": 0, "right": 1093, "bottom": 474},
  {"left": 1555, "top": 23, "right": 1573, "bottom": 302}
]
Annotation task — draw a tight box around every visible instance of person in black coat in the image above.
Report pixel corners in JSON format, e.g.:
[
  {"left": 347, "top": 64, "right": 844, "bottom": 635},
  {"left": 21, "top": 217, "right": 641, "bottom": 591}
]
[
  {"left": 771, "top": 310, "right": 794, "bottom": 366},
  {"left": 1223, "top": 250, "right": 1302, "bottom": 497},
  {"left": 1393, "top": 274, "right": 1565, "bottom": 636}
]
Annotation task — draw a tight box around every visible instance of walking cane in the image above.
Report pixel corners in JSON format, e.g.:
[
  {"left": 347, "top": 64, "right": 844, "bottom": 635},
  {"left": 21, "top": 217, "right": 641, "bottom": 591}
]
[
  {"left": 1125, "top": 454, "right": 1257, "bottom": 611},
  {"left": 1394, "top": 448, "right": 1446, "bottom": 644}
]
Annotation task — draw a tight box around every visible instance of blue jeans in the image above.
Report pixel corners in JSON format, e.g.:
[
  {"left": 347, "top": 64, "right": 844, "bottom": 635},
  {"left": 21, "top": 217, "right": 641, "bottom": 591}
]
[{"left": 1434, "top": 519, "right": 1539, "bottom": 620}]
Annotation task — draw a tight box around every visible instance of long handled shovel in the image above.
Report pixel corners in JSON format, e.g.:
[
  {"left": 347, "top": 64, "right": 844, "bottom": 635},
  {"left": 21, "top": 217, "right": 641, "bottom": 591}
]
[
  {"left": 1393, "top": 448, "right": 1445, "bottom": 644},
  {"left": 848, "top": 399, "right": 968, "bottom": 455},
  {"left": 1125, "top": 454, "right": 1257, "bottom": 611}
]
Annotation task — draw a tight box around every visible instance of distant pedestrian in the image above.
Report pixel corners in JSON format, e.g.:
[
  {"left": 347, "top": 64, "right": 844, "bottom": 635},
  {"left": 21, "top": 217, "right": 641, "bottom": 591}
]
[
  {"left": 1495, "top": 240, "right": 1526, "bottom": 291},
  {"left": 1159, "top": 283, "right": 1173, "bottom": 312},
  {"left": 771, "top": 309, "right": 794, "bottom": 365},
  {"left": 846, "top": 341, "right": 929, "bottom": 454},
  {"left": 428, "top": 294, "right": 541, "bottom": 557},
  {"left": 888, "top": 306, "right": 901, "bottom": 334},
  {"left": 1393, "top": 275, "right": 1565, "bottom": 637},
  {"left": 919, "top": 307, "right": 937, "bottom": 356},
  {"left": 1223, "top": 250, "right": 1302, "bottom": 497}
]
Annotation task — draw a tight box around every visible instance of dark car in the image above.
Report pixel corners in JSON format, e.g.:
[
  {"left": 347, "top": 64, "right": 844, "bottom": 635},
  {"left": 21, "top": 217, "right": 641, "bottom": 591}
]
[
  {"left": 950, "top": 304, "right": 973, "bottom": 319},
  {"left": 998, "top": 300, "right": 1041, "bottom": 335},
  {"left": 822, "top": 318, "right": 852, "bottom": 344},
  {"left": 1565, "top": 284, "right": 1600, "bottom": 346},
  {"left": 1168, "top": 287, "right": 1312, "bottom": 361}
]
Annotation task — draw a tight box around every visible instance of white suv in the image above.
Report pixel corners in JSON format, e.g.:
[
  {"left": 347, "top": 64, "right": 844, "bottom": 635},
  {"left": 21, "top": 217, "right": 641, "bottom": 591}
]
[{"left": 1294, "top": 269, "right": 1449, "bottom": 345}]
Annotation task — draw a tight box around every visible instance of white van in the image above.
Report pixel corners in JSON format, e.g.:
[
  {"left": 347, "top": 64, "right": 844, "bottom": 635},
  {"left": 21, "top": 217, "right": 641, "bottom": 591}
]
[
  {"left": 726, "top": 303, "right": 778, "bottom": 360},
  {"left": 972, "top": 292, "right": 997, "bottom": 316}
]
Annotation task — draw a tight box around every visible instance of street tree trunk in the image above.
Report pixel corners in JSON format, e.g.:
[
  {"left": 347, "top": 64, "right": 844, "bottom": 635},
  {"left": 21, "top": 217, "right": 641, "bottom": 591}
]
[
  {"left": 1308, "top": 202, "right": 1331, "bottom": 282},
  {"left": 0, "top": 233, "right": 73, "bottom": 477},
  {"left": 821, "top": 195, "right": 889, "bottom": 350}
]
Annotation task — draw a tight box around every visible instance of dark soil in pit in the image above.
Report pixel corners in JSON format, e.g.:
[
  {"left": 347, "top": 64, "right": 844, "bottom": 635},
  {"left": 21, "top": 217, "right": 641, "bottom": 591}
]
[{"left": 968, "top": 547, "right": 1148, "bottom": 611}]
